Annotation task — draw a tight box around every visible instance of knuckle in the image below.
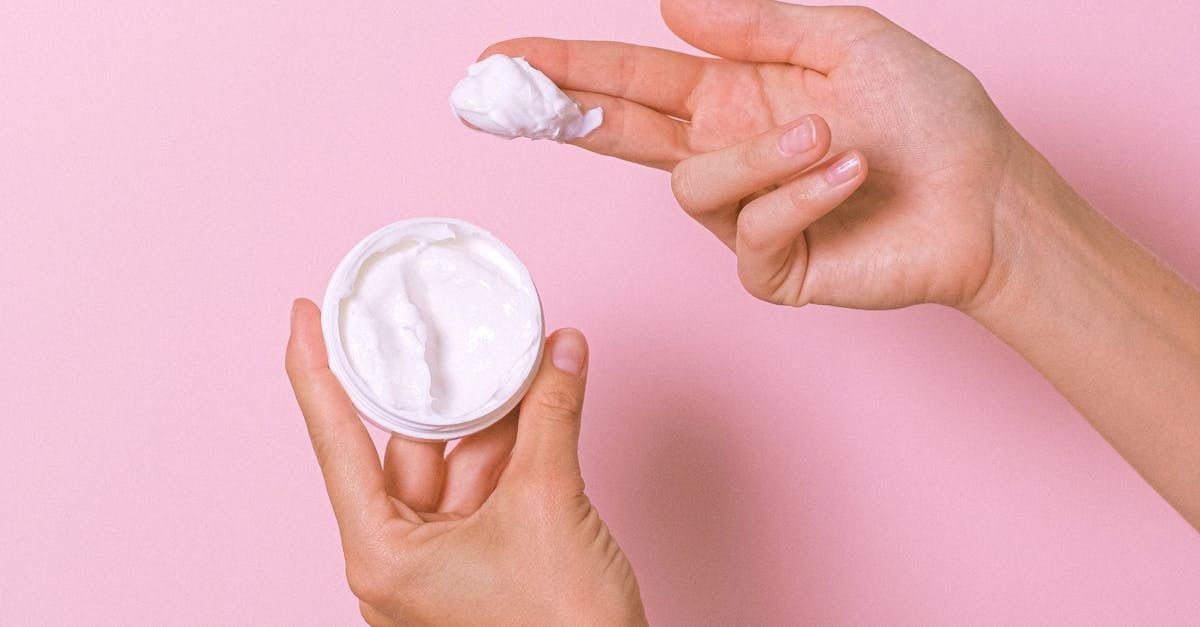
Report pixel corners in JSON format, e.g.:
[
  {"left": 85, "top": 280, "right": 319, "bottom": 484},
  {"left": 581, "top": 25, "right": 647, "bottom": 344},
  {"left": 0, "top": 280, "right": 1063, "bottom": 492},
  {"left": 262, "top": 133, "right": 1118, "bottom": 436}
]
[
  {"left": 306, "top": 429, "right": 336, "bottom": 469},
  {"left": 734, "top": 140, "right": 773, "bottom": 176},
  {"left": 531, "top": 388, "right": 583, "bottom": 424},
  {"left": 688, "top": 200, "right": 727, "bottom": 220},
  {"left": 741, "top": 272, "right": 789, "bottom": 306},
  {"left": 735, "top": 244, "right": 796, "bottom": 306},
  {"left": 736, "top": 265, "right": 776, "bottom": 303},
  {"left": 784, "top": 177, "right": 822, "bottom": 208},
  {"left": 615, "top": 46, "right": 638, "bottom": 94},
  {"left": 735, "top": 211, "right": 771, "bottom": 252},
  {"left": 669, "top": 163, "right": 698, "bottom": 211}
]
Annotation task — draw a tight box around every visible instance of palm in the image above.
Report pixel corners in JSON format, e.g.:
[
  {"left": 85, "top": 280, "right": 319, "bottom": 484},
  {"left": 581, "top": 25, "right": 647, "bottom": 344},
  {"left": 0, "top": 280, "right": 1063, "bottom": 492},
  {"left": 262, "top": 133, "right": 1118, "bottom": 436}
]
[
  {"left": 682, "top": 27, "right": 1009, "bottom": 308},
  {"left": 381, "top": 487, "right": 634, "bottom": 625}
]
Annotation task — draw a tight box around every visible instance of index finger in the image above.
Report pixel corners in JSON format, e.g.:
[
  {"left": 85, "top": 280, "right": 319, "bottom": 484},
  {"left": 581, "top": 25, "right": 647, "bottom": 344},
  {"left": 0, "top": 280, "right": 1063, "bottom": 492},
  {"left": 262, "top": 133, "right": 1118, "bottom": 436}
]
[
  {"left": 481, "top": 37, "right": 707, "bottom": 121},
  {"left": 285, "top": 299, "right": 397, "bottom": 541}
]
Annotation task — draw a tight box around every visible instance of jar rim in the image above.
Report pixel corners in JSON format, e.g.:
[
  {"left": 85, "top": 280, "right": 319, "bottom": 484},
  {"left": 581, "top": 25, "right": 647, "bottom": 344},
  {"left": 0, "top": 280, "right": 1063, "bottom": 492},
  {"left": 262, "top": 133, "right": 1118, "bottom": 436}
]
[{"left": 320, "top": 217, "right": 545, "bottom": 440}]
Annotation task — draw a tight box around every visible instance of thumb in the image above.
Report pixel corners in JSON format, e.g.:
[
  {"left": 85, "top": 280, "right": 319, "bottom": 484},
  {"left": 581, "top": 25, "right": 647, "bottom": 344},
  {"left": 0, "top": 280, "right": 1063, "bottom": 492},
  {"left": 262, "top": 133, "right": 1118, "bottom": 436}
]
[{"left": 509, "top": 328, "right": 589, "bottom": 483}]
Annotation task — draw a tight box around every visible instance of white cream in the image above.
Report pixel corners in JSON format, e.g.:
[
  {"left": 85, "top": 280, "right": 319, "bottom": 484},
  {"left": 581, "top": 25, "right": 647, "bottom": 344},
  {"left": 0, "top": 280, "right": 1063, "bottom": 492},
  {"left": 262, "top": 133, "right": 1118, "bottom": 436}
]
[
  {"left": 322, "top": 219, "right": 543, "bottom": 437},
  {"left": 450, "top": 54, "right": 603, "bottom": 142}
]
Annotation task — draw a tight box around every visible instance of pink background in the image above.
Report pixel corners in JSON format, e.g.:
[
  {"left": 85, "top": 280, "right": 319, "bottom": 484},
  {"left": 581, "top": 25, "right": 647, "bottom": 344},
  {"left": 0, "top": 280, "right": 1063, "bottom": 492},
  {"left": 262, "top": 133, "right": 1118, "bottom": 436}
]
[{"left": 3, "top": 1, "right": 1198, "bottom": 624}]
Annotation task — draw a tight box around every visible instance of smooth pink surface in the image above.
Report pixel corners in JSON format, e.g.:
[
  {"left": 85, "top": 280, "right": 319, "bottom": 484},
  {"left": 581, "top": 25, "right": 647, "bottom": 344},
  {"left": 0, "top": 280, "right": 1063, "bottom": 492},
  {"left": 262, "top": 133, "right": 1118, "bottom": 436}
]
[{"left": 2, "top": 1, "right": 1198, "bottom": 625}]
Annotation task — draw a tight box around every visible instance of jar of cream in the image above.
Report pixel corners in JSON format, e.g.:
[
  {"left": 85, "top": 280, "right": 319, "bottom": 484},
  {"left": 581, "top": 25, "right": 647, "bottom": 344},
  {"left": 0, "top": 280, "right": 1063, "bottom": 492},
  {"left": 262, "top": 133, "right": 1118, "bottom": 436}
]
[{"left": 321, "top": 218, "right": 544, "bottom": 440}]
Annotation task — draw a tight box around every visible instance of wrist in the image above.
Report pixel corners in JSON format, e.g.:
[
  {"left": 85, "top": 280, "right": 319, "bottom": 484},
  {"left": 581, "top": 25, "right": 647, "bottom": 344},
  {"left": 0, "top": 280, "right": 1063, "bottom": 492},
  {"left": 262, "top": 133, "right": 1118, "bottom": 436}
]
[
  {"left": 958, "top": 134, "right": 1092, "bottom": 326},
  {"left": 952, "top": 133, "right": 1200, "bottom": 531}
]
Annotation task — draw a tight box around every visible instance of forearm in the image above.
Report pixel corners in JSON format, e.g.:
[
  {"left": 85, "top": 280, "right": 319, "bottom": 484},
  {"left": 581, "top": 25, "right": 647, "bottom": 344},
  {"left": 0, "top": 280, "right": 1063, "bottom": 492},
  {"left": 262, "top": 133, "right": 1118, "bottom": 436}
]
[{"left": 968, "top": 141, "right": 1200, "bottom": 529}]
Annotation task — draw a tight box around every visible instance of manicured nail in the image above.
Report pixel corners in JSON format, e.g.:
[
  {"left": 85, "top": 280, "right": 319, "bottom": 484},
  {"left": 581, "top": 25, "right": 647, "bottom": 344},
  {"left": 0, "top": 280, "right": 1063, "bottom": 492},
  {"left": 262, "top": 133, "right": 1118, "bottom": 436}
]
[
  {"left": 778, "top": 117, "right": 817, "bottom": 156},
  {"left": 550, "top": 329, "right": 587, "bottom": 375},
  {"left": 825, "top": 153, "right": 862, "bottom": 185}
]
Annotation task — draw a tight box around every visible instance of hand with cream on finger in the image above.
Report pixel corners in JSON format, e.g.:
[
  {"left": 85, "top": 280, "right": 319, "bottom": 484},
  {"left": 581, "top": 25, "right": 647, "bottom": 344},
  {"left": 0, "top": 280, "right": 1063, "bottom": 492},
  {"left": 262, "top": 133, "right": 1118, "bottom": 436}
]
[
  {"left": 286, "top": 299, "right": 647, "bottom": 627},
  {"left": 480, "top": 0, "right": 1010, "bottom": 310},
  {"left": 479, "top": 0, "right": 1200, "bottom": 529}
]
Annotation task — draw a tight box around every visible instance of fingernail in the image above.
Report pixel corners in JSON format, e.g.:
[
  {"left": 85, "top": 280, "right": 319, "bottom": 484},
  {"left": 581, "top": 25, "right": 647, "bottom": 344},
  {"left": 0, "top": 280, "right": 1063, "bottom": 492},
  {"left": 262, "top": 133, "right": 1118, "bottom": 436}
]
[
  {"left": 290, "top": 299, "right": 300, "bottom": 326},
  {"left": 825, "top": 153, "right": 862, "bottom": 185},
  {"left": 550, "top": 329, "right": 587, "bottom": 375},
  {"left": 778, "top": 117, "right": 817, "bottom": 156}
]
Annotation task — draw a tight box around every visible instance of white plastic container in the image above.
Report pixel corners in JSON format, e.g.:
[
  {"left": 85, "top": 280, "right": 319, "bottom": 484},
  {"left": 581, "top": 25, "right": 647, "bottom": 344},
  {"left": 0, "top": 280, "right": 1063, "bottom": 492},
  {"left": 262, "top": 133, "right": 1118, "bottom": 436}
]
[{"left": 321, "top": 218, "right": 544, "bottom": 440}]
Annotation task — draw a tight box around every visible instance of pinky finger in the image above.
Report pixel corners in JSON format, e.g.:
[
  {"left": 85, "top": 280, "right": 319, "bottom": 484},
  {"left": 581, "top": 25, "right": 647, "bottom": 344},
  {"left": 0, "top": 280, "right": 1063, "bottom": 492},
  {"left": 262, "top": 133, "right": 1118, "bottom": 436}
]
[{"left": 735, "top": 151, "right": 867, "bottom": 304}]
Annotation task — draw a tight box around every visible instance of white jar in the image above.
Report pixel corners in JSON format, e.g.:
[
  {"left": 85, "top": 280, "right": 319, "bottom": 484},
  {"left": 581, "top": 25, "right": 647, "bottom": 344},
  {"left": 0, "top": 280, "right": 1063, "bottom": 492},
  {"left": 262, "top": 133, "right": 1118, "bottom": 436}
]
[{"left": 321, "top": 218, "right": 544, "bottom": 440}]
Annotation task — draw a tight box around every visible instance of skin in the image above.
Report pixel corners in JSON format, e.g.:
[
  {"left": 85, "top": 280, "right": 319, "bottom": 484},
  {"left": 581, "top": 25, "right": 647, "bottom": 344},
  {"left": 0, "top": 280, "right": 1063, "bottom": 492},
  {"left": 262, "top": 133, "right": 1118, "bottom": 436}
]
[
  {"left": 289, "top": 0, "right": 1200, "bottom": 623},
  {"left": 286, "top": 301, "right": 647, "bottom": 626}
]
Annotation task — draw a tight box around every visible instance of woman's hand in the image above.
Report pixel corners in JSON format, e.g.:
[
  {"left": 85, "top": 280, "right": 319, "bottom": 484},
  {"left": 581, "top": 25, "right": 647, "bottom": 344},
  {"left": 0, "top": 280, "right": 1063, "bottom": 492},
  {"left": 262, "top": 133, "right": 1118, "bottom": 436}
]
[
  {"left": 484, "top": 0, "right": 1200, "bottom": 530},
  {"left": 285, "top": 299, "right": 647, "bottom": 626},
  {"left": 483, "top": 0, "right": 1026, "bottom": 310}
]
